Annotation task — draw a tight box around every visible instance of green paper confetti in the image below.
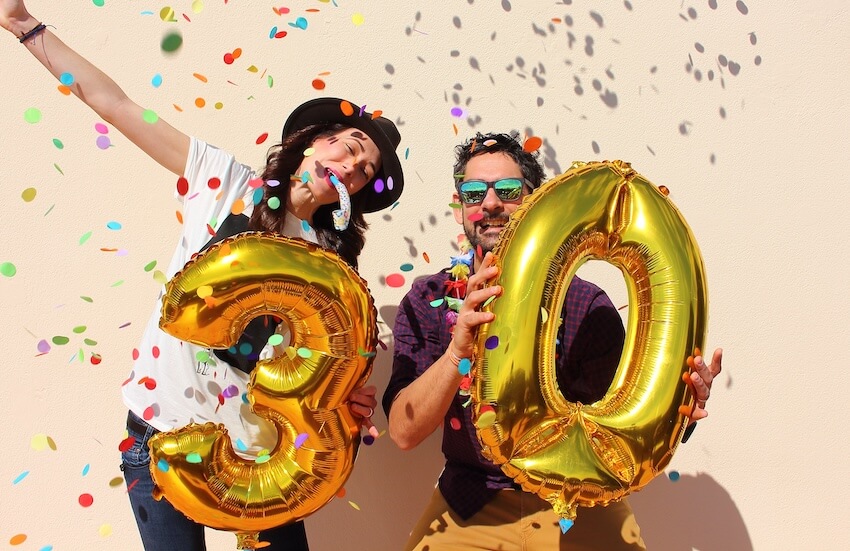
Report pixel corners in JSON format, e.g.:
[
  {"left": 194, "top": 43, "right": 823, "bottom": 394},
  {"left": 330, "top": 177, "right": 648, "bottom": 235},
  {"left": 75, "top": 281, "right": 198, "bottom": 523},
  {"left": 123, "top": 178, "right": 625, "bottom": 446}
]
[
  {"left": 142, "top": 109, "right": 159, "bottom": 124},
  {"left": 24, "top": 107, "right": 42, "bottom": 123}
]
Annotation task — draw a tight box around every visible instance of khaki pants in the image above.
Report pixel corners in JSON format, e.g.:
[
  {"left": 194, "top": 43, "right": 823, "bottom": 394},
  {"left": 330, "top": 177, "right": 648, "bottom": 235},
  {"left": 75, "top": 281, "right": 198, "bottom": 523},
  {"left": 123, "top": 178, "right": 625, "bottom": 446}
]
[{"left": 405, "top": 488, "right": 646, "bottom": 551}]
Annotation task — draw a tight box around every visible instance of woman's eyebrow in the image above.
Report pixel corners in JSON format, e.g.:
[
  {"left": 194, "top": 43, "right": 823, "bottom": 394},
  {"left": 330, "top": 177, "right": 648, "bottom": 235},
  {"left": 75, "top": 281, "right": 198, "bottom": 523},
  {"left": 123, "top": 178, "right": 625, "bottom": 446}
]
[{"left": 348, "top": 133, "right": 378, "bottom": 174}]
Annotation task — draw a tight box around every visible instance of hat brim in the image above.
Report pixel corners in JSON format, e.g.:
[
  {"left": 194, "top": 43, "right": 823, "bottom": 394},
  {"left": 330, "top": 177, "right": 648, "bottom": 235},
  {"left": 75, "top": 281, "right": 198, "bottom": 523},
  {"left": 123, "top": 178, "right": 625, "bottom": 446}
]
[{"left": 282, "top": 98, "right": 404, "bottom": 213}]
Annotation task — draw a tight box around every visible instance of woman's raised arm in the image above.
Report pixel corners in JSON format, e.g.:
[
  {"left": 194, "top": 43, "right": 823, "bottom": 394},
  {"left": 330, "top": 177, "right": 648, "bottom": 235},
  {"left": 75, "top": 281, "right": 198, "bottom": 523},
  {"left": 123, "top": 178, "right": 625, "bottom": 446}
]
[{"left": 2, "top": 0, "right": 190, "bottom": 175}]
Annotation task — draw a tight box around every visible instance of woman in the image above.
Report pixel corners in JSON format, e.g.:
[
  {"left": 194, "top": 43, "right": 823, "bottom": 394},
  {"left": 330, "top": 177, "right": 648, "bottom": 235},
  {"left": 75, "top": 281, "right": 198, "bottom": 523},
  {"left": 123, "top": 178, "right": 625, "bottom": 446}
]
[{"left": 2, "top": 2, "right": 403, "bottom": 550}]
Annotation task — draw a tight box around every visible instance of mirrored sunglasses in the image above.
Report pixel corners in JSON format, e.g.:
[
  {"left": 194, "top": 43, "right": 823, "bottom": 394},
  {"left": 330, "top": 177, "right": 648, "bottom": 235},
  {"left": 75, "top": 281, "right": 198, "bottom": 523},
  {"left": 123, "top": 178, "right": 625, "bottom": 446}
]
[{"left": 456, "top": 178, "right": 527, "bottom": 205}]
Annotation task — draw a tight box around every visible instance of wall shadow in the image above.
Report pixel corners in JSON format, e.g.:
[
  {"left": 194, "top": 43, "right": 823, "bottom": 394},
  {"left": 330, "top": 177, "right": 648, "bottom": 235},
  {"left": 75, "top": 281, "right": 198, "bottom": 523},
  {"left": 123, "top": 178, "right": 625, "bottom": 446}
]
[{"left": 629, "top": 472, "right": 752, "bottom": 550}]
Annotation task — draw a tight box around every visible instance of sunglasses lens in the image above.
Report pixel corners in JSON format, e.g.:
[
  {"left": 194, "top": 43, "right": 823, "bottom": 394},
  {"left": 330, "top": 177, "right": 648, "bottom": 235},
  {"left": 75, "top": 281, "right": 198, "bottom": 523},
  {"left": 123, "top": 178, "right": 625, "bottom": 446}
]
[
  {"left": 494, "top": 178, "right": 523, "bottom": 201},
  {"left": 459, "top": 181, "right": 488, "bottom": 204}
]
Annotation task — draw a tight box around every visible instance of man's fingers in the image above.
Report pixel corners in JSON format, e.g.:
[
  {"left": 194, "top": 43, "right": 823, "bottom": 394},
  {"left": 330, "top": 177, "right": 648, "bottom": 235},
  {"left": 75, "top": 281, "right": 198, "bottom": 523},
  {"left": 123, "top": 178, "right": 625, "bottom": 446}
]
[{"left": 710, "top": 348, "right": 723, "bottom": 377}]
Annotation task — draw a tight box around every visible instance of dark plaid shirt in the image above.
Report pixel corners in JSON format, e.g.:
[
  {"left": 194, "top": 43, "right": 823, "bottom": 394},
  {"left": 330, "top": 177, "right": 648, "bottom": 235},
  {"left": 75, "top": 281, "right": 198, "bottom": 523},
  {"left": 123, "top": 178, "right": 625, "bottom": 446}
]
[{"left": 382, "top": 269, "right": 625, "bottom": 520}]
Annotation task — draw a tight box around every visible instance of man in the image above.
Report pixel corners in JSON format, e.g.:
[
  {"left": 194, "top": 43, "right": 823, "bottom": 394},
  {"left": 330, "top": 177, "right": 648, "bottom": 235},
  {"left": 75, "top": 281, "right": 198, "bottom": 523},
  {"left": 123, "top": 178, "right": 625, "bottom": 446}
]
[{"left": 382, "top": 132, "right": 722, "bottom": 550}]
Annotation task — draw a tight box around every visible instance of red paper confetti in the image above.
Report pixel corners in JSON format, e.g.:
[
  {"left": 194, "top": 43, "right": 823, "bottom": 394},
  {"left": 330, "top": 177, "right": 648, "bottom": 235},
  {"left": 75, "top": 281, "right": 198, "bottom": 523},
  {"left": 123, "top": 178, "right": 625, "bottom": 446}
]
[
  {"left": 523, "top": 136, "right": 543, "bottom": 153},
  {"left": 385, "top": 273, "right": 405, "bottom": 288},
  {"left": 151, "top": 346, "right": 161, "bottom": 359},
  {"left": 118, "top": 436, "right": 136, "bottom": 452},
  {"left": 256, "top": 132, "right": 269, "bottom": 144},
  {"left": 79, "top": 493, "right": 94, "bottom": 507}
]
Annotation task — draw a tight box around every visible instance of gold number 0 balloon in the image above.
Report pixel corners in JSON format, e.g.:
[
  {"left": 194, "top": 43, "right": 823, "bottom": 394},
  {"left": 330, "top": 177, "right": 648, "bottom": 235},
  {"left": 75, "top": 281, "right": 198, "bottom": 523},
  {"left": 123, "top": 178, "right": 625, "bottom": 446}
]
[
  {"left": 473, "top": 161, "right": 708, "bottom": 526},
  {"left": 148, "top": 233, "right": 376, "bottom": 550}
]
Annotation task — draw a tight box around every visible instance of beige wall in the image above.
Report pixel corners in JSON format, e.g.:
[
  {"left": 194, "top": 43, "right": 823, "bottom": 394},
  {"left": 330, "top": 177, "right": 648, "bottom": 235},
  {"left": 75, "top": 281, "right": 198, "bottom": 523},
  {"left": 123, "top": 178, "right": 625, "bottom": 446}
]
[{"left": 2, "top": 1, "right": 848, "bottom": 549}]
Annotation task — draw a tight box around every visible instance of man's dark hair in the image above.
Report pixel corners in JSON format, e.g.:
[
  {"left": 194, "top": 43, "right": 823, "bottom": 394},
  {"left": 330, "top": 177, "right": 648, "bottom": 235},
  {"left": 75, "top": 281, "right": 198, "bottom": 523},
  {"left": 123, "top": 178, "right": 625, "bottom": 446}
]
[{"left": 452, "top": 131, "right": 546, "bottom": 189}]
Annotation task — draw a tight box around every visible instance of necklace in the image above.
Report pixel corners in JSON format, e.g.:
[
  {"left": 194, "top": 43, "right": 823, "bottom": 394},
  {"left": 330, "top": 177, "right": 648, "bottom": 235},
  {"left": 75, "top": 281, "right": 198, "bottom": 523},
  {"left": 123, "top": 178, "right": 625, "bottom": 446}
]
[{"left": 443, "top": 239, "right": 474, "bottom": 400}]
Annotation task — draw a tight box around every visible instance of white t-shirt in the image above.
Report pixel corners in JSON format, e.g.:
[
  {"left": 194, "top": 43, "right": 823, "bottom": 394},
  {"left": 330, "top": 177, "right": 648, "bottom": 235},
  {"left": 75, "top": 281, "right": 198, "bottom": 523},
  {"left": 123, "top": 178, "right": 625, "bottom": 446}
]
[{"left": 121, "top": 137, "right": 317, "bottom": 455}]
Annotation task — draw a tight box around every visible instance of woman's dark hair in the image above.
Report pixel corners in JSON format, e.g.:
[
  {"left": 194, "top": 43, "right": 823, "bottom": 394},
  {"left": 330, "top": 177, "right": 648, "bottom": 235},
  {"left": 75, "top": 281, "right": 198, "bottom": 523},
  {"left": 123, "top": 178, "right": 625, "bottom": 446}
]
[
  {"left": 453, "top": 131, "right": 546, "bottom": 188},
  {"left": 249, "top": 123, "right": 369, "bottom": 269}
]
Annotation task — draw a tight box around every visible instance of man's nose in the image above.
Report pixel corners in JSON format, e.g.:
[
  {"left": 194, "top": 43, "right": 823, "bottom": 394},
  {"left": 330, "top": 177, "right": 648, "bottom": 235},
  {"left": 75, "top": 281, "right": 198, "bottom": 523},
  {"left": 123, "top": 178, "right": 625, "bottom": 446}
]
[{"left": 480, "top": 188, "right": 504, "bottom": 211}]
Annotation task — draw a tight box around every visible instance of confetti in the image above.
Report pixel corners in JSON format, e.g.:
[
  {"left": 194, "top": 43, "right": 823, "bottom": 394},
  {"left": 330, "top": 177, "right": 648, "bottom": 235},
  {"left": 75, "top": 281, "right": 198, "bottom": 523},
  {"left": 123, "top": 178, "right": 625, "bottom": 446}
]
[
  {"left": 151, "top": 73, "right": 163, "bottom": 87},
  {"left": 78, "top": 493, "right": 94, "bottom": 507},
  {"left": 559, "top": 518, "right": 574, "bottom": 534},
  {"left": 339, "top": 100, "right": 354, "bottom": 116},
  {"left": 296, "top": 347, "right": 312, "bottom": 358},
  {"left": 142, "top": 109, "right": 159, "bottom": 123},
  {"left": 352, "top": 13, "right": 365, "bottom": 26},
  {"left": 160, "top": 7, "right": 177, "bottom": 22},
  {"left": 106, "top": 221, "right": 122, "bottom": 230},
  {"left": 668, "top": 470, "right": 681, "bottom": 481},
  {"left": 256, "top": 132, "right": 269, "bottom": 144},
  {"left": 1, "top": 262, "right": 17, "bottom": 277},
  {"left": 476, "top": 409, "right": 497, "bottom": 428},
  {"left": 24, "top": 107, "right": 42, "bottom": 123},
  {"left": 186, "top": 452, "right": 202, "bottom": 463},
  {"left": 348, "top": 500, "right": 361, "bottom": 511},
  {"left": 294, "top": 433, "right": 308, "bottom": 448},
  {"left": 9, "top": 534, "right": 27, "bottom": 545},
  {"left": 161, "top": 31, "right": 183, "bottom": 53},
  {"left": 12, "top": 471, "right": 30, "bottom": 484},
  {"left": 523, "top": 136, "right": 542, "bottom": 153},
  {"left": 385, "top": 273, "right": 405, "bottom": 288}
]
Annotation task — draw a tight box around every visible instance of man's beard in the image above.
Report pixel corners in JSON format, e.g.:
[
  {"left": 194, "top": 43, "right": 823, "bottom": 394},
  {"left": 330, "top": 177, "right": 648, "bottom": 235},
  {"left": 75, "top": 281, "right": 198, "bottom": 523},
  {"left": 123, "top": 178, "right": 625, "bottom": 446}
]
[{"left": 463, "top": 214, "right": 510, "bottom": 256}]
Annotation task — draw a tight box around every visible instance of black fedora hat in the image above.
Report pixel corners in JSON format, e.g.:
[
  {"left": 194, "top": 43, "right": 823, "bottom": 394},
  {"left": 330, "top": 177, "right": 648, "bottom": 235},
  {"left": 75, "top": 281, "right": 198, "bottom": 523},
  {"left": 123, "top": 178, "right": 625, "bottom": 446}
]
[{"left": 282, "top": 97, "right": 404, "bottom": 213}]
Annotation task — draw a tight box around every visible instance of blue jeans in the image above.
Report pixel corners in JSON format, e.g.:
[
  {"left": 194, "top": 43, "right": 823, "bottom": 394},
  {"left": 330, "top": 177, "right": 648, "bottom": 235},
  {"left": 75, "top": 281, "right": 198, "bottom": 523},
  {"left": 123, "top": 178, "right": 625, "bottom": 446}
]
[{"left": 121, "top": 410, "right": 309, "bottom": 551}]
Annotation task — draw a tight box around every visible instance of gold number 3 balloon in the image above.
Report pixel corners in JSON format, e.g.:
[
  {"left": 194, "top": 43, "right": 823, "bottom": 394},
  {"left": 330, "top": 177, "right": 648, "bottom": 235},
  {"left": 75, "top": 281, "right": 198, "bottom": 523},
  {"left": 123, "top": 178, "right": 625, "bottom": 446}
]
[
  {"left": 473, "top": 161, "right": 708, "bottom": 528},
  {"left": 148, "top": 233, "right": 376, "bottom": 549}
]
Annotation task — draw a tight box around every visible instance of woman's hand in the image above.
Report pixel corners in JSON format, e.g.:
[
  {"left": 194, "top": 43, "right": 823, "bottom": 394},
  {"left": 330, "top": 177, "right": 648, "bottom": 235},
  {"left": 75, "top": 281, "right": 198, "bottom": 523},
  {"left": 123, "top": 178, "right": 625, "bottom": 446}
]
[
  {"left": 1, "top": 0, "right": 34, "bottom": 35},
  {"left": 348, "top": 385, "right": 379, "bottom": 439}
]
